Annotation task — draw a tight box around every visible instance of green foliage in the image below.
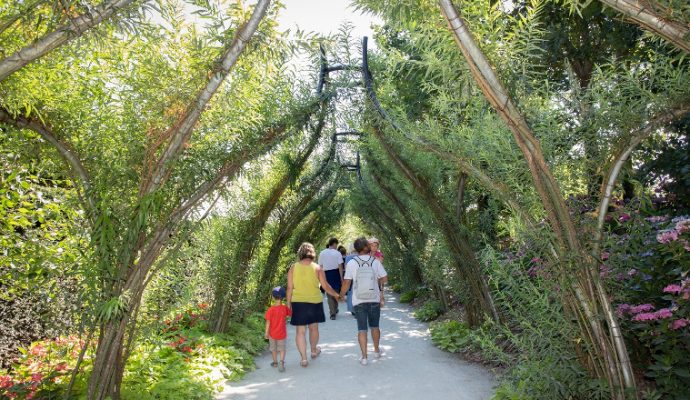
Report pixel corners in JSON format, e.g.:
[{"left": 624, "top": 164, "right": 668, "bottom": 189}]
[
  {"left": 0, "top": 306, "right": 265, "bottom": 400},
  {"left": 430, "top": 320, "right": 471, "bottom": 353},
  {"left": 414, "top": 300, "right": 444, "bottom": 322},
  {"left": 399, "top": 290, "right": 417, "bottom": 303}
]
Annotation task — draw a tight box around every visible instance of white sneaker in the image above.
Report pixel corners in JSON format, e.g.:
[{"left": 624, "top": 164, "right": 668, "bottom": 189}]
[
  {"left": 360, "top": 357, "right": 368, "bottom": 366},
  {"left": 374, "top": 350, "right": 384, "bottom": 359}
]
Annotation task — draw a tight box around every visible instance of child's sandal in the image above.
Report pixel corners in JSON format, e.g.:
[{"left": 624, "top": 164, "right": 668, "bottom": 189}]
[
  {"left": 270, "top": 362, "right": 278, "bottom": 368},
  {"left": 278, "top": 361, "right": 286, "bottom": 372}
]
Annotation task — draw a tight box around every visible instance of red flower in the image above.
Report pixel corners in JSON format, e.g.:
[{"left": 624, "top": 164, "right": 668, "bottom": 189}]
[
  {"left": 30, "top": 344, "right": 46, "bottom": 357},
  {"left": 198, "top": 303, "right": 209, "bottom": 309},
  {"left": 182, "top": 346, "right": 192, "bottom": 353},
  {"left": 55, "top": 362, "right": 69, "bottom": 372},
  {"left": 31, "top": 373, "right": 43, "bottom": 382},
  {"left": 0, "top": 375, "right": 13, "bottom": 389}
]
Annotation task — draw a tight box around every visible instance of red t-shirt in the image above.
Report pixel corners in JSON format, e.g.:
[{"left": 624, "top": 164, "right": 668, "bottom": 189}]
[{"left": 265, "top": 304, "right": 291, "bottom": 340}]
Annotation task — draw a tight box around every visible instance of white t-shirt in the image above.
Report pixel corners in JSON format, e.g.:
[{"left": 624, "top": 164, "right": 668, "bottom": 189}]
[
  {"left": 345, "top": 255, "right": 387, "bottom": 306},
  {"left": 318, "top": 248, "right": 343, "bottom": 271}
]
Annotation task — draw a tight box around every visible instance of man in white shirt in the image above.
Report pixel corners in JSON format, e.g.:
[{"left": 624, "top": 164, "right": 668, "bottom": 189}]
[
  {"left": 318, "top": 237, "right": 344, "bottom": 320},
  {"left": 339, "top": 237, "right": 388, "bottom": 366}
]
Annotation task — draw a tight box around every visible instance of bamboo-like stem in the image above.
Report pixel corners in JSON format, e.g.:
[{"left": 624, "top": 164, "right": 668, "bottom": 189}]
[
  {"left": 437, "top": 1, "right": 637, "bottom": 395},
  {"left": 0, "top": 0, "right": 140, "bottom": 81},
  {"left": 598, "top": 0, "right": 690, "bottom": 53},
  {"left": 438, "top": 0, "right": 580, "bottom": 252}
]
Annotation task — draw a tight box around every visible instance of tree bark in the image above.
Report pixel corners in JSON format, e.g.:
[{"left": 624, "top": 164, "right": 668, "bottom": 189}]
[
  {"left": 598, "top": 0, "right": 690, "bottom": 53},
  {"left": 0, "top": 0, "right": 140, "bottom": 81}
]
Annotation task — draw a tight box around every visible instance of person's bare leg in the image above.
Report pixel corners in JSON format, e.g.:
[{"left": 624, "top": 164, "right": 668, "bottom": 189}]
[
  {"left": 271, "top": 349, "right": 278, "bottom": 364},
  {"left": 358, "top": 331, "right": 368, "bottom": 359},
  {"left": 280, "top": 349, "right": 286, "bottom": 362},
  {"left": 371, "top": 327, "right": 381, "bottom": 353},
  {"left": 308, "top": 323, "right": 320, "bottom": 355},
  {"left": 295, "top": 326, "right": 307, "bottom": 362}
]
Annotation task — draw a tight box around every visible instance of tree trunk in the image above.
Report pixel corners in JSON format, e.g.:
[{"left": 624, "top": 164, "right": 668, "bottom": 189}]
[{"left": 598, "top": 0, "right": 690, "bottom": 53}]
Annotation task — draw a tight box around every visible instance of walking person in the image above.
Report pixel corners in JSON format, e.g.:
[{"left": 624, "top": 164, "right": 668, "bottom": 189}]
[
  {"left": 340, "top": 237, "right": 388, "bottom": 366},
  {"left": 264, "top": 287, "right": 291, "bottom": 372},
  {"left": 344, "top": 243, "right": 357, "bottom": 315},
  {"left": 287, "top": 242, "right": 341, "bottom": 367},
  {"left": 369, "top": 237, "right": 384, "bottom": 261},
  {"left": 318, "top": 238, "right": 344, "bottom": 320}
]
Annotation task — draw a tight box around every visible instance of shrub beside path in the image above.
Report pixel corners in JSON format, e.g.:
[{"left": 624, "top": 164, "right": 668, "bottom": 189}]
[{"left": 217, "top": 292, "right": 497, "bottom": 400}]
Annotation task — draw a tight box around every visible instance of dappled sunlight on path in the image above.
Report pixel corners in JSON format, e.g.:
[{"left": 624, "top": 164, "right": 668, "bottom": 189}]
[{"left": 217, "top": 293, "right": 496, "bottom": 400}]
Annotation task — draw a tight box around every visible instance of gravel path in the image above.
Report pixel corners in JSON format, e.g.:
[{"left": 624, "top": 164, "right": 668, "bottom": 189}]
[{"left": 217, "top": 292, "right": 497, "bottom": 400}]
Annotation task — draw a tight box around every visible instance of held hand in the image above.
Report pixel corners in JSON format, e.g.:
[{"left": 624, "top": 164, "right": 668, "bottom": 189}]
[{"left": 264, "top": 333, "right": 269, "bottom": 340}]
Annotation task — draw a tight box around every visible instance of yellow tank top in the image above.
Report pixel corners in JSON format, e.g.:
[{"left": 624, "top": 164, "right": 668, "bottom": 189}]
[{"left": 292, "top": 261, "right": 323, "bottom": 303}]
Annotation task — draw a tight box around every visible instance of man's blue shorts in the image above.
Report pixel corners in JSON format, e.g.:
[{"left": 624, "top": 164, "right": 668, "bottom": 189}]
[{"left": 353, "top": 302, "right": 381, "bottom": 331}]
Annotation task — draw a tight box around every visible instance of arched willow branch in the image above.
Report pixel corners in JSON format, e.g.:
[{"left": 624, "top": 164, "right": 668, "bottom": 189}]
[
  {"left": 141, "top": 0, "right": 272, "bottom": 196},
  {"left": 598, "top": 0, "right": 690, "bottom": 53},
  {"left": 438, "top": 0, "right": 579, "bottom": 253},
  {"left": 0, "top": 0, "right": 142, "bottom": 81},
  {"left": 594, "top": 106, "right": 690, "bottom": 251},
  {"left": 0, "top": 106, "right": 95, "bottom": 217},
  {"left": 438, "top": 0, "right": 636, "bottom": 395},
  {"left": 210, "top": 101, "right": 330, "bottom": 332}
]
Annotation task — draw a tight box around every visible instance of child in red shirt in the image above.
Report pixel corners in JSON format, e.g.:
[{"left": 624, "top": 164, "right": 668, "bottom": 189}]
[{"left": 264, "top": 286, "right": 291, "bottom": 372}]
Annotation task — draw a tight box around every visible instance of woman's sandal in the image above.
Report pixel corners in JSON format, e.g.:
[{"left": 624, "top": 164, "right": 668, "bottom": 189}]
[
  {"left": 310, "top": 346, "right": 321, "bottom": 359},
  {"left": 300, "top": 359, "right": 309, "bottom": 368}
]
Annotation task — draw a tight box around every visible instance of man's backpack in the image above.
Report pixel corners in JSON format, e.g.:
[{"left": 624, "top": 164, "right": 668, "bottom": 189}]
[{"left": 353, "top": 256, "right": 378, "bottom": 300}]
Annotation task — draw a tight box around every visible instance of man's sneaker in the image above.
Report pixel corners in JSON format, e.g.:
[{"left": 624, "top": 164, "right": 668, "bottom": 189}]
[
  {"left": 278, "top": 361, "right": 285, "bottom": 372},
  {"left": 374, "top": 350, "right": 384, "bottom": 359},
  {"left": 360, "top": 357, "right": 368, "bottom": 366}
]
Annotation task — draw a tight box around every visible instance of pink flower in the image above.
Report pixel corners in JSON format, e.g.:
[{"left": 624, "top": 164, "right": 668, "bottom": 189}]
[
  {"left": 530, "top": 257, "right": 542, "bottom": 264},
  {"left": 633, "top": 312, "right": 657, "bottom": 321},
  {"left": 601, "top": 251, "right": 610, "bottom": 261},
  {"left": 663, "top": 284, "right": 682, "bottom": 294},
  {"left": 31, "top": 373, "right": 43, "bottom": 382},
  {"left": 655, "top": 308, "right": 673, "bottom": 319},
  {"left": 670, "top": 319, "right": 690, "bottom": 330},
  {"left": 657, "top": 230, "right": 680, "bottom": 244},
  {"left": 619, "top": 213, "right": 631, "bottom": 222},
  {"left": 627, "top": 269, "right": 637, "bottom": 277},
  {"left": 617, "top": 304, "right": 631, "bottom": 316},
  {"left": 676, "top": 219, "right": 690, "bottom": 234},
  {"left": 630, "top": 304, "right": 655, "bottom": 314},
  {"left": 646, "top": 216, "right": 668, "bottom": 223}
]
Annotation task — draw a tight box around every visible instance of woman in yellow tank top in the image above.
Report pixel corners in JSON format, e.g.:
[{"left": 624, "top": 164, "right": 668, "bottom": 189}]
[{"left": 287, "top": 242, "right": 341, "bottom": 367}]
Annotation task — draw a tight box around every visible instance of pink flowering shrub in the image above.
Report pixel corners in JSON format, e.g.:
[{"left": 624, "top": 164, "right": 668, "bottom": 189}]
[
  {"left": 0, "top": 336, "right": 95, "bottom": 399},
  {"left": 604, "top": 213, "right": 690, "bottom": 397}
]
